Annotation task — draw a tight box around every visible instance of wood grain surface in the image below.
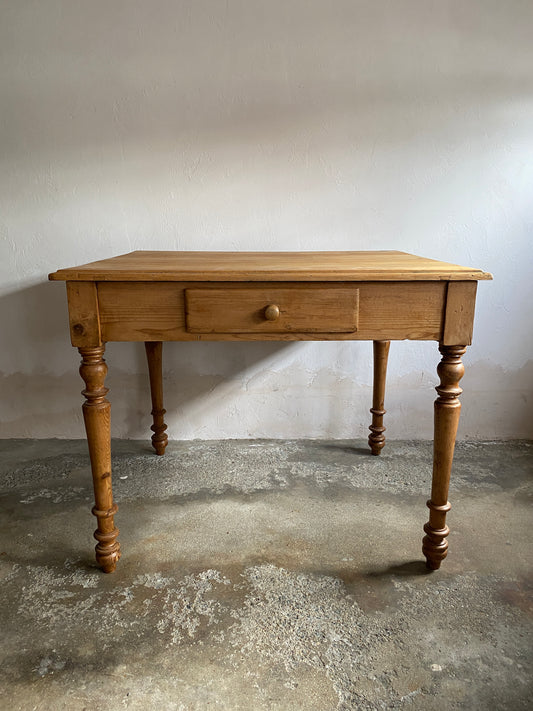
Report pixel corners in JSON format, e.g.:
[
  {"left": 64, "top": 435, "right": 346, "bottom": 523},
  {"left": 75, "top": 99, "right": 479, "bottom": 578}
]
[{"left": 49, "top": 251, "right": 493, "bottom": 282}]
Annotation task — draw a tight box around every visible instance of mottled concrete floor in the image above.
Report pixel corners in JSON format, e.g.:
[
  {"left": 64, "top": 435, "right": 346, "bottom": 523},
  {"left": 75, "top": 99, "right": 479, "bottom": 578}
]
[{"left": 0, "top": 439, "right": 532, "bottom": 711}]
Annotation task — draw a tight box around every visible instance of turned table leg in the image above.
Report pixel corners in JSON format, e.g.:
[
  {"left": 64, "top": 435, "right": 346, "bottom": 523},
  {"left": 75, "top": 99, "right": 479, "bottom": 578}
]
[
  {"left": 423, "top": 344, "right": 466, "bottom": 570},
  {"left": 145, "top": 341, "right": 168, "bottom": 455},
  {"left": 79, "top": 346, "right": 121, "bottom": 573},
  {"left": 368, "top": 340, "right": 390, "bottom": 455}
]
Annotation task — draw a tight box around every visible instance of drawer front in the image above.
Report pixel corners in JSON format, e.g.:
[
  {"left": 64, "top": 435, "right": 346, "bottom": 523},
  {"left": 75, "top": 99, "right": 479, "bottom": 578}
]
[{"left": 185, "top": 285, "right": 359, "bottom": 334}]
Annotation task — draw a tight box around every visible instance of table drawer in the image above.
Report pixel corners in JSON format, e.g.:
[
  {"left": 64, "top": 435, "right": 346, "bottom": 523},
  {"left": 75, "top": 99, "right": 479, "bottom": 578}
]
[{"left": 185, "top": 285, "right": 359, "bottom": 334}]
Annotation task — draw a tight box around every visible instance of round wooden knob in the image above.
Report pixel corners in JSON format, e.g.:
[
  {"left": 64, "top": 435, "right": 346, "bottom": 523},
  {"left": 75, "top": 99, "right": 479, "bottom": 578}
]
[{"left": 264, "top": 304, "right": 280, "bottom": 321}]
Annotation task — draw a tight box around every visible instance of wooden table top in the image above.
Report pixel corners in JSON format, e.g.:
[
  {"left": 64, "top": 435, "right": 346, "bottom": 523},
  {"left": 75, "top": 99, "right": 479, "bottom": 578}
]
[{"left": 49, "top": 250, "right": 492, "bottom": 282}]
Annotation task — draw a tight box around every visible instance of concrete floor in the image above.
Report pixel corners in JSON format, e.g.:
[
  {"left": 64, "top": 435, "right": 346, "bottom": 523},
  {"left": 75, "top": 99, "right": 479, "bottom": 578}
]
[{"left": 0, "top": 439, "right": 532, "bottom": 710}]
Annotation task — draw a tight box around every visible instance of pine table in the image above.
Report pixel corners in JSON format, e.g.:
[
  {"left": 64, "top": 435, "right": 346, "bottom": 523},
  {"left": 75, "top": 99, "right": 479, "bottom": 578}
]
[{"left": 49, "top": 251, "right": 491, "bottom": 573}]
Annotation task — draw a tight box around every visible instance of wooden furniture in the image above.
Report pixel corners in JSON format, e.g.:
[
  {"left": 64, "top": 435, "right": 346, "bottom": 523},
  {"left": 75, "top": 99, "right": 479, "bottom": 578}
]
[{"left": 49, "top": 251, "right": 491, "bottom": 573}]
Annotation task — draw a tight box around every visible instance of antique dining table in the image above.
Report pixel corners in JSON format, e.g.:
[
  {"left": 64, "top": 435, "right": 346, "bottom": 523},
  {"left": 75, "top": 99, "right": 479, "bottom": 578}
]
[{"left": 49, "top": 251, "right": 491, "bottom": 573}]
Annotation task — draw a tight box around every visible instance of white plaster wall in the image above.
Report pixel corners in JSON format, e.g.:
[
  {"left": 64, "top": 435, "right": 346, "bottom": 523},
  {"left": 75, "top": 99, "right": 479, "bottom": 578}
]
[{"left": 1, "top": 1, "right": 532, "bottom": 440}]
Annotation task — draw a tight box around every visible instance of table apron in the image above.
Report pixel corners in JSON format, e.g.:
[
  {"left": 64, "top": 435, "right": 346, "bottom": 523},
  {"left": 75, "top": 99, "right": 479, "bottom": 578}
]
[{"left": 65, "top": 280, "right": 476, "bottom": 345}]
